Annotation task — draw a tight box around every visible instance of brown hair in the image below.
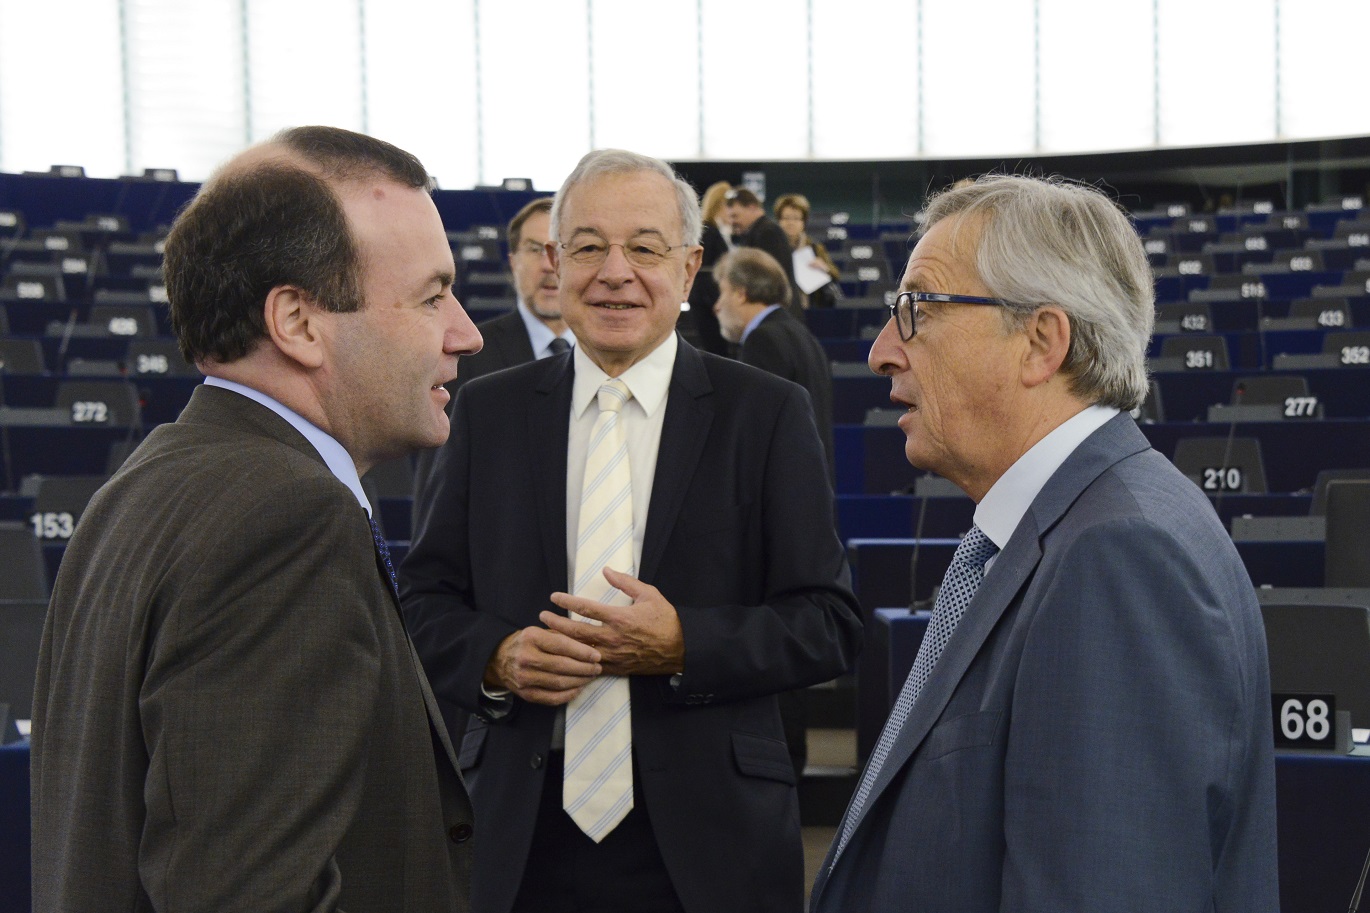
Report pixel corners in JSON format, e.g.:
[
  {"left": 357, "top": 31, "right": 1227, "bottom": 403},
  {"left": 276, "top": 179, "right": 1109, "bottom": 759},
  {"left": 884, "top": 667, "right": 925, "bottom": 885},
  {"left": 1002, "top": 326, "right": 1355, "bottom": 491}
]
[{"left": 165, "top": 126, "right": 430, "bottom": 365}]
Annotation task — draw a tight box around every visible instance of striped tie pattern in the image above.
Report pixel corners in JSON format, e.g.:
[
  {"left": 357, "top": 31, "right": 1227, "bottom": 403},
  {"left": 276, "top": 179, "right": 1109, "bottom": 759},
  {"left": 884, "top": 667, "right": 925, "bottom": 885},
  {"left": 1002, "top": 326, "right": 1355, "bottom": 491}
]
[
  {"left": 834, "top": 525, "right": 999, "bottom": 858},
  {"left": 563, "top": 379, "right": 636, "bottom": 842}
]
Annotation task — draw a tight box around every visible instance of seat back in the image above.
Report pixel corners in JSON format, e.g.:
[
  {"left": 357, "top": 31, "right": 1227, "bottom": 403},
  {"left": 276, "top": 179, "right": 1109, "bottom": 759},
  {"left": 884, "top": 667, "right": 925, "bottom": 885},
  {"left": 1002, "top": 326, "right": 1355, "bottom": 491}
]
[
  {"left": 1172, "top": 436, "right": 1268, "bottom": 494},
  {"left": 1262, "top": 602, "right": 1370, "bottom": 730},
  {"left": 1325, "top": 480, "right": 1370, "bottom": 587},
  {"left": 0, "top": 521, "right": 48, "bottom": 599},
  {"left": 1159, "top": 333, "right": 1231, "bottom": 371},
  {"left": 54, "top": 380, "right": 141, "bottom": 427},
  {"left": 0, "top": 598, "right": 48, "bottom": 725}
]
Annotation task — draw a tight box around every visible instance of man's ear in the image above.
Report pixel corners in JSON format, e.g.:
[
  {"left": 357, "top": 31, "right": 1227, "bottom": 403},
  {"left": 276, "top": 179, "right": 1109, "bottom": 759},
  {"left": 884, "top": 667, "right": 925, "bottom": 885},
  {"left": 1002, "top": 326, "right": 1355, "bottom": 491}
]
[
  {"left": 680, "top": 244, "right": 704, "bottom": 300},
  {"left": 1021, "top": 305, "right": 1071, "bottom": 388},
  {"left": 263, "top": 285, "right": 326, "bottom": 369}
]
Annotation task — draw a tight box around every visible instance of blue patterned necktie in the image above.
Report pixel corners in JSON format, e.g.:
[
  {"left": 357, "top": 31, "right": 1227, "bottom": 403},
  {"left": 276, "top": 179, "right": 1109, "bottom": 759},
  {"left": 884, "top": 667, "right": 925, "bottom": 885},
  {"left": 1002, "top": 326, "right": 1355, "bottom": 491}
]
[
  {"left": 835, "top": 524, "right": 1000, "bottom": 857},
  {"left": 549, "top": 336, "right": 572, "bottom": 355},
  {"left": 368, "top": 515, "right": 399, "bottom": 599}
]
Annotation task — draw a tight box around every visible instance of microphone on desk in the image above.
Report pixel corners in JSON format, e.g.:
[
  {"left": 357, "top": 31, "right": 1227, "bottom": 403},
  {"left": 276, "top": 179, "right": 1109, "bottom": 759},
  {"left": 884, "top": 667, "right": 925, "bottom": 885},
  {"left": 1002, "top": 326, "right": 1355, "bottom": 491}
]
[
  {"left": 1348, "top": 841, "right": 1370, "bottom": 913},
  {"left": 1214, "top": 381, "right": 1244, "bottom": 516}
]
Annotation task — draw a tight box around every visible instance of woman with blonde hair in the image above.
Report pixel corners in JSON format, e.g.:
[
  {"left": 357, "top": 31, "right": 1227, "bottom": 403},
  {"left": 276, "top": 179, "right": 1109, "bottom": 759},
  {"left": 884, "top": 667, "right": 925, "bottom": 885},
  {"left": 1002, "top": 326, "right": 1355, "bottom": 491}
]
[{"left": 687, "top": 180, "right": 734, "bottom": 355}]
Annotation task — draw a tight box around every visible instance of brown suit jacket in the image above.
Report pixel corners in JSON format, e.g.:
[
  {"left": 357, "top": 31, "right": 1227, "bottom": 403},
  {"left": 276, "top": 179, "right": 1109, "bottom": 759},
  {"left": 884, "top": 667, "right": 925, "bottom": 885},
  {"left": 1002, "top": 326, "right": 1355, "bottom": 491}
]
[{"left": 31, "top": 384, "right": 474, "bottom": 912}]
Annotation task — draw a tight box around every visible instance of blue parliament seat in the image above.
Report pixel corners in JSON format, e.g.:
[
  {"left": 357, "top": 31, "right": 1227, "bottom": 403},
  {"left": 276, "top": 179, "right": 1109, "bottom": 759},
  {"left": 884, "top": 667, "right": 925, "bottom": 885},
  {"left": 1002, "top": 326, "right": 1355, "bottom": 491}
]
[
  {"left": 820, "top": 338, "right": 872, "bottom": 363},
  {"left": 837, "top": 491, "right": 974, "bottom": 542}
]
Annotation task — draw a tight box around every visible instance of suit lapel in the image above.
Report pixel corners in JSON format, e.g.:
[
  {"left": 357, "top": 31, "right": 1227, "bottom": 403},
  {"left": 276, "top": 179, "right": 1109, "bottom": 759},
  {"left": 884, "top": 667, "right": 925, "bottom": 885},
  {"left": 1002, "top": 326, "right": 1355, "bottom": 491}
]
[
  {"left": 840, "top": 413, "right": 1154, "bottom": 846},
  {"left": 639, "top": 340, "right": 713, "bottom": 582},
  {"left": 531, "top": 356, "right": 574, "bottom": 589}
]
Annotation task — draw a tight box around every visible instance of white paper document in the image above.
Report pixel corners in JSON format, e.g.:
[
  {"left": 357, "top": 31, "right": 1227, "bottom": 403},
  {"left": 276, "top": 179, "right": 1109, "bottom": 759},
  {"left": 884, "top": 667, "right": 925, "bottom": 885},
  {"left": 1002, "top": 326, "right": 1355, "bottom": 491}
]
[{"left": 792, "top": 246, "right": 833, "bottom": 294}]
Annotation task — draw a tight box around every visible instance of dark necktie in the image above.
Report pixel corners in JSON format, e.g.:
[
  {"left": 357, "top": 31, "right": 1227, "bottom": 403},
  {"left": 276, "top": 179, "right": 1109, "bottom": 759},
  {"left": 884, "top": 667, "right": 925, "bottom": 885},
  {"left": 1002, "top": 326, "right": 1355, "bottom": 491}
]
[
  {"left": 368, "top": 514, "right": 399, "bottom": 598},
  {"left": 548, "top": 337, "right": 572, "bottom": 355},
  {"left": 835, "top": 525, "right": 999, "bottom": 857}
]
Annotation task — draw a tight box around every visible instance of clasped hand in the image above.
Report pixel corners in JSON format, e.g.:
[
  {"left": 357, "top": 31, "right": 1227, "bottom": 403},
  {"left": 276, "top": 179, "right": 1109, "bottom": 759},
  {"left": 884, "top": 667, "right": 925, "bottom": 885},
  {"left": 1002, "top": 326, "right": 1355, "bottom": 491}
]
[{"left": 484, "top": 567, "right": 685, "bottom": 706}]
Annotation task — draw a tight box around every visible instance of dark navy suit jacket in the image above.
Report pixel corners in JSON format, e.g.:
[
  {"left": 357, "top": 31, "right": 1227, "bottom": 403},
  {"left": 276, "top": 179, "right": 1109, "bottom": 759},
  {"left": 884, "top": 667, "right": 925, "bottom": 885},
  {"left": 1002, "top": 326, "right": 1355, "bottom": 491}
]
[{"left": 401, "top": 338, "right": 862, "bottom": 913}]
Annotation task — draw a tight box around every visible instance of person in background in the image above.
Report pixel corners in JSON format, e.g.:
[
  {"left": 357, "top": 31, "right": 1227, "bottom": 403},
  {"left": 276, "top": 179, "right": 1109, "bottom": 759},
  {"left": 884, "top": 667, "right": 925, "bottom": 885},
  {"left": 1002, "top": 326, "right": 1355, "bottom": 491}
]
[
  {"left": 811, "top": 173, "right": 1278, "bottom": 913},
  {"left": 712, "top": 245, "right": 838, "bottom": 782},
  {"left": 686, "top": 180, "right": 733, "bottom": 356},
  {"left": 713, "top": 246, "right": 834, "bottom": 475},
  {"left": 775, "top": 192, "right": 841, "bottom": 310},
  {"left": 30, "top": 125, "right": 481, "bottom": 913},
  {"left": 726, "top": 187, "right": 801, "bottom": 316}
]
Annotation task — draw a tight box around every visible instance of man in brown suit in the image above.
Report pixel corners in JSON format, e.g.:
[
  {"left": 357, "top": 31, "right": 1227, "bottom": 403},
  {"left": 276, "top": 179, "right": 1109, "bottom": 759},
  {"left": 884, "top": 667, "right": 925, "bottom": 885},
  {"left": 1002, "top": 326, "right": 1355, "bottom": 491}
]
[{"left": 30, "top": 126, "right": 483, "bottom": 912}]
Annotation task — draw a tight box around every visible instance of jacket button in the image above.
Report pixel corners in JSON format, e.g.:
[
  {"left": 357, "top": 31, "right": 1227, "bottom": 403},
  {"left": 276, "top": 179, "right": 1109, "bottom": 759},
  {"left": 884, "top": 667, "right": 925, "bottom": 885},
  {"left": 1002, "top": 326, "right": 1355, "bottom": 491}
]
[
  {"left": 530, "top": 752, "right": 544, "bottom": 769},
  {"left": 449, "top": 822, "right": 473, "bottom": 843}
]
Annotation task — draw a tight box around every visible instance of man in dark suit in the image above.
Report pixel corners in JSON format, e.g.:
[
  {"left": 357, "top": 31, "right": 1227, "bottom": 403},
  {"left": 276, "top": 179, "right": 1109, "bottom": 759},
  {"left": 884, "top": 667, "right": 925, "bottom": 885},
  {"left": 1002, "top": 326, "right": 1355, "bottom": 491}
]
[
  {"left": 812, "top": 175, "right": 1278, "bottom": 912},
  {"left": 402, "top": 149, "right": 862, "bottom": 913},
  {"left": 726, "top": 187, "right": 801, "bottom": 315},
  {"left": 457, "top": 197, "right": 576, "bottom": 385},
  {"left": 713, "top": 246, "right": 834, "bottom": 473},
  {"left": 31, "top": 126, "right": 482, "bottom": 912}
]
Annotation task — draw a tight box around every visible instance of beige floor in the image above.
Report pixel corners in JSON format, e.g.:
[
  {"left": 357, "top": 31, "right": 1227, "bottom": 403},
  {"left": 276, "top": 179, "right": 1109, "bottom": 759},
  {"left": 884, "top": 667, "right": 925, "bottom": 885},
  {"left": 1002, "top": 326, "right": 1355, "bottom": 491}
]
[
  {"left": 800, "top": 728, "right": 856, "bottom": 889},
  {"left": 802, "top": 824, "right": 838, "bottom": 890}
]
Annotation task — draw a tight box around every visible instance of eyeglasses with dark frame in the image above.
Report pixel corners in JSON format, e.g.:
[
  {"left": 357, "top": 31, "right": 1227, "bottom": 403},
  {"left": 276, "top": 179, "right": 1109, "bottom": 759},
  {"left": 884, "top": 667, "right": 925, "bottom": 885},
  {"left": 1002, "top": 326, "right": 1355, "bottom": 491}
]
[
  {"left": 558, "top": 234, "right": 689, "bottom": 269},
  {"left": 888, "top": 291, "right": 1011, "bottom": 341}
]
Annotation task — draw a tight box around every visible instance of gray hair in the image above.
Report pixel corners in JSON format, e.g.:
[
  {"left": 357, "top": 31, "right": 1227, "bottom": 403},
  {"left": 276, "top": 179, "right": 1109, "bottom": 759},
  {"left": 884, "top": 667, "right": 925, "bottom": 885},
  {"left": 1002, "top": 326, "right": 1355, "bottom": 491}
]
[
  {"left": 715, "top": 247, "right": 792, "bottom": 308},
  {"left": 549, "top": 148, "right": 702, "bottom": 247},
  {"left": 920, "top": 174, "right": 1154, "bottom": 411}
]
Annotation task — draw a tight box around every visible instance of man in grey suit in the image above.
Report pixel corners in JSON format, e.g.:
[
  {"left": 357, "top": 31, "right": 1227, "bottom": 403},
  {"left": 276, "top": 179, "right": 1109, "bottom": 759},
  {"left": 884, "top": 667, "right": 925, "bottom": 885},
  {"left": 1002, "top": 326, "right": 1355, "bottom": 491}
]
[
  {"left": 812, "top": 174, "right": 1279, "bottom": 912},
  {"left": 31, "top": 126, "right": 483, "bottom": 912}
]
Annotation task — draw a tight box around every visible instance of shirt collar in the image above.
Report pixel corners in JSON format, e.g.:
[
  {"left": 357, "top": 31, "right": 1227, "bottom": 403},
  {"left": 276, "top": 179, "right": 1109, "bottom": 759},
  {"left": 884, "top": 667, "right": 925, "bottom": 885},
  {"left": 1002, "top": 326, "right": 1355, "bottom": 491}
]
[
  {"left": 740, "top": 304, "right": 782, "bottom": 344},
  {"left": 571, "top": 332, "right": 677, "bottom": 419},
  {"left": 974, "top": 404, "right": 1120, "bottom": 550},
  {"left": 203, "top": 376, "right": 373, "bottom": 517},
  {"left": 517, "top": 298, "right": 575, "bottom": 359}
]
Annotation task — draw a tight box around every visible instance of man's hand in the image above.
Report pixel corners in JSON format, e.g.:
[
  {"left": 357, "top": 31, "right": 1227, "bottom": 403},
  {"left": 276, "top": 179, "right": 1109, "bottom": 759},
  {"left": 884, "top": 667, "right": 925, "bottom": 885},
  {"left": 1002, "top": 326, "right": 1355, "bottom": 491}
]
[
  {"left": 544, "top": 567, "right": 685, "bottom": 677},
  {"left": 484, "top": 626, "right": 602, "bottom": 706}
]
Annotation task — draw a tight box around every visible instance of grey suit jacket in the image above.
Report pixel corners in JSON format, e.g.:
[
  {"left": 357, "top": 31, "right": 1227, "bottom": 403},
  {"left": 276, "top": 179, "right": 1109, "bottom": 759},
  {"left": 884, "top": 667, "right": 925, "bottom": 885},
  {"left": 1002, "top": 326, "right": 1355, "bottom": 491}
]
[
  {"left": 31, "top": 384, "right": 475, "bottom": 913},
  {"left": 811, "top": 414, "right": 1279, "bottom": 912}
]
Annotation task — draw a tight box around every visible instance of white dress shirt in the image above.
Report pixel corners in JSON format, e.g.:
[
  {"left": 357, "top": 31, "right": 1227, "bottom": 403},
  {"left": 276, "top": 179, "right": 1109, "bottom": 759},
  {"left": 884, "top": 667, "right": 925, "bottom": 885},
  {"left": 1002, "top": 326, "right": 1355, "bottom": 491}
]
[
  {"left": 565, "top": 333, "right": 677, "bottom": 580},
  {"left": 974, "top": 404, "right": 1120, "bottom": 570}
]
